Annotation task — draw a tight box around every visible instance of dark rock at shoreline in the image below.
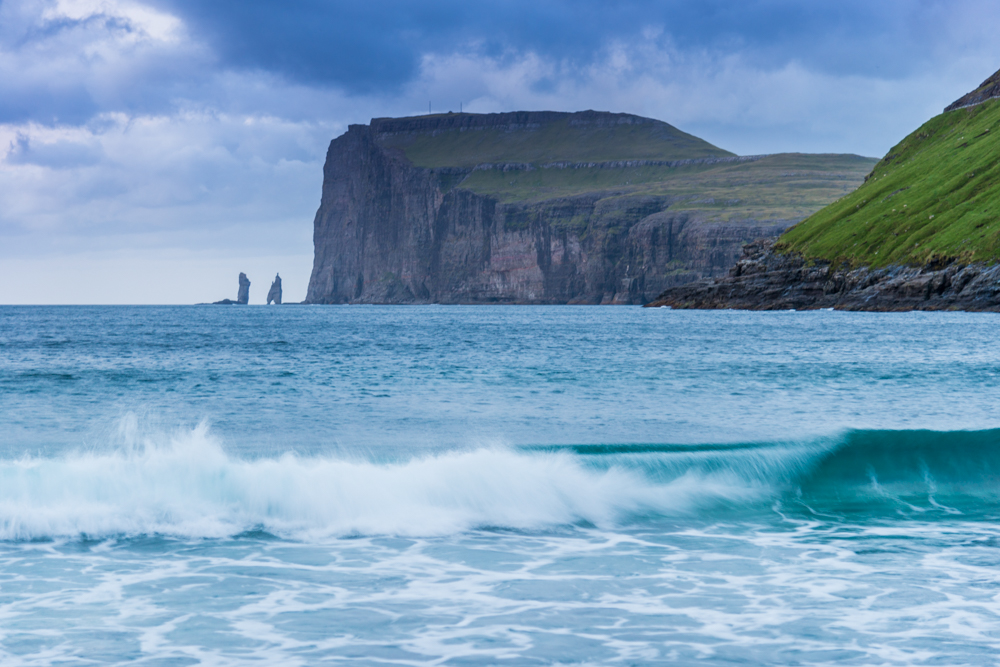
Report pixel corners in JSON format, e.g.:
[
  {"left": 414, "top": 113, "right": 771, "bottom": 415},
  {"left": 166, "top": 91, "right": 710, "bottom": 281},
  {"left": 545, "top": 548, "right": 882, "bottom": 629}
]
[{"left": 646, "top": 239, "right": 1000, "bottom": 311}]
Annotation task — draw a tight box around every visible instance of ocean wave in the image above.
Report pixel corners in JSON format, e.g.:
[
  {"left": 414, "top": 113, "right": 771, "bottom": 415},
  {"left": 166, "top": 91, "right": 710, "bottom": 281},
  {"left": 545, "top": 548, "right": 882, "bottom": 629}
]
[
  {"left": 544, "top": 428, "right": 1000, "bottom": 516},
  {"left": 1, "top": 423, "right": 999, "bottom": 540}
]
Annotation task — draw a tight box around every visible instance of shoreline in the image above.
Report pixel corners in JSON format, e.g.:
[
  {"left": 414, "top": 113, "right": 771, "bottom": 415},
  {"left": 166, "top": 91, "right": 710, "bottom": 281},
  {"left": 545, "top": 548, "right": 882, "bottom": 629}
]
[{"left": 646, "top": 239, "right": 1000, "bottom": 311}]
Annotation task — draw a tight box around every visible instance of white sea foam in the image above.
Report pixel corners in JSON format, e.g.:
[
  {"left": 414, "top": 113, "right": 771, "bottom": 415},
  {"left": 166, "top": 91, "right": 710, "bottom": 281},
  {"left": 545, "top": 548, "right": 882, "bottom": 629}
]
[{"left": 0, "top": 423, "right": 763, "bottom": 540}]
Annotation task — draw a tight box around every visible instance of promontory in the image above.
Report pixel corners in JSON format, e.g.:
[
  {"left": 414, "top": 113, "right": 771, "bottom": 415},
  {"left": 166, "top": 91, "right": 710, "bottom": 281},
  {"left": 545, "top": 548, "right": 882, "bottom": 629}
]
[{"left": 305, "top": 110, "right": 875, "bottom": 304}]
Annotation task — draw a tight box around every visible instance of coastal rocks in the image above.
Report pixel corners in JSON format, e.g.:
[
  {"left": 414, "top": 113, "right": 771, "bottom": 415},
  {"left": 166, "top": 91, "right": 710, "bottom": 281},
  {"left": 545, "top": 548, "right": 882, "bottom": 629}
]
[
  {"left": 944, "top": 67, "right": 1000, "bottom": 111},
  {"left": 267, "top": 274, "right": 282, "bottom": 305},
  {"left": 646, "top": 240, "right": 1000, "bottom": 311}
]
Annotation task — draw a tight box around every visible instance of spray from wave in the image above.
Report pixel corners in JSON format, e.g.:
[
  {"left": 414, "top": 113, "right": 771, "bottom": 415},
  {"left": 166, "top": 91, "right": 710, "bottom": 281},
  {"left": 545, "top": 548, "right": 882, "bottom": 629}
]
[
  {"left": 1, "top": 421, "right": 999, "bottom": 540},
  {"left": 0, "top": 421, "right": 761, "bottom": 540}
]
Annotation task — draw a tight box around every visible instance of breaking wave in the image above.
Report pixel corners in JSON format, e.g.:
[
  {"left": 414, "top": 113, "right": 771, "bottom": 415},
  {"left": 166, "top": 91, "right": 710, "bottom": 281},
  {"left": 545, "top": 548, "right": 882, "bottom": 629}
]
[{"left": 2, "top": 423, "right": 1000, "bottom": 540}]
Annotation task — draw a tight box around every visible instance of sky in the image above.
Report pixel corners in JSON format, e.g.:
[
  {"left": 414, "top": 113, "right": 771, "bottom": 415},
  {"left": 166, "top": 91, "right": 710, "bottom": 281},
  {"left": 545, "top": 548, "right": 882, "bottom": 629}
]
[{"left": 2, "top": 0, "right": 1000, "bottom": 304}]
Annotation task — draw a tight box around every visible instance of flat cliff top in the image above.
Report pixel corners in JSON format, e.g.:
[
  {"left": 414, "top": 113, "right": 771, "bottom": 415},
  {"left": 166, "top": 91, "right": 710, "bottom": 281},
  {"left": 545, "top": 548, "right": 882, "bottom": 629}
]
[
  {"left": 779, "top": 95, "right": 1000, "bottom": 267},
  {"left": 372, "top": 110, "right": 733, "bottom": 167}
]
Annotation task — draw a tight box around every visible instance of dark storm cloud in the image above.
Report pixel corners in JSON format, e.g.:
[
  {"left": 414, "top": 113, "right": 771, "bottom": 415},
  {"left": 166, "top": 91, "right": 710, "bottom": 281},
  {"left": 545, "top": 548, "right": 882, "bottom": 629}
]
[
  {"left": 0, "top": 0, "right": 983, "bottom": 126},
  {"left": 0, "top": 1, "right": 210, "bottom": 125},
  {"left": 151, "top": 0, "right": 946, "bottom": 93}
]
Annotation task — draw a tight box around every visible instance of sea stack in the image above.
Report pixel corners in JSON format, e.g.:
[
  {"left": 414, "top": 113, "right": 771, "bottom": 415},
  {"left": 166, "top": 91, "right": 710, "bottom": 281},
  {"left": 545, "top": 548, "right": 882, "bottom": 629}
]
[
  {"left": 267, "top": 274, "right": 282, "bottom": 305},
  {"left": 209, "top": 272, "right": 252, "bottom": 304},
  {"left": 237, "top": 273, "right": 250, "bottom": 304}
]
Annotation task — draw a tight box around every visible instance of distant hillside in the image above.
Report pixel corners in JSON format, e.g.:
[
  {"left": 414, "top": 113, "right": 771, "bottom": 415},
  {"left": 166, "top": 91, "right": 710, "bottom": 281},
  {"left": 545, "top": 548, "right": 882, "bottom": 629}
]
[
  {"left": 780, "top": 73, "right": 1000, "bottom": 267},
  {"left": 307, "top": 110, "right": 875, "bottom": 305},
  {"left": 460, "top": 152, "right": 874, "bottom": 214}
]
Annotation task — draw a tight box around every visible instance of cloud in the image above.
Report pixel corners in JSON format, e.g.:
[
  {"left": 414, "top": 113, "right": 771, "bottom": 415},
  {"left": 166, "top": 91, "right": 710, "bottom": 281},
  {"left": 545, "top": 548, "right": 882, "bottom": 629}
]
[
  {"left": 0, "top": 106, "right": 328, "bottom": 303},
  {"left": 6, "top": 131, "right": 104, "bottom": 168},
  {"left": 0, "top": 0, "right": 209, "bottom": 123},
  {"left": 148, "top": 0, "right": 1000, "bottom": 92},
  {"left": 6, "top": 0, "right": 1000, "bottom": 129},
  {"left": 399, "top": 31, "right": 999, "bottom": 156},
  {"left": 0, "top": 109, "right": 331, "bottom": 248}
]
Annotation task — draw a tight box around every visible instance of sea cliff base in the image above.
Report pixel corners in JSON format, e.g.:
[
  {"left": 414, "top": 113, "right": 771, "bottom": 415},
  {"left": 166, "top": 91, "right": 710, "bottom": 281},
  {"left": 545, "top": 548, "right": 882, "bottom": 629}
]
[{"left": 647, "top": 240, "right": 1000, "bottom": 311}]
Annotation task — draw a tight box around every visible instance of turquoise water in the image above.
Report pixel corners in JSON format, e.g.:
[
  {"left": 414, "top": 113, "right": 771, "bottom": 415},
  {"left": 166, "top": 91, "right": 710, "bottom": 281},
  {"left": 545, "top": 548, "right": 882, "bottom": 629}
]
[{"left": 2, "top": 306, "right": 1000, "bottom": 664}]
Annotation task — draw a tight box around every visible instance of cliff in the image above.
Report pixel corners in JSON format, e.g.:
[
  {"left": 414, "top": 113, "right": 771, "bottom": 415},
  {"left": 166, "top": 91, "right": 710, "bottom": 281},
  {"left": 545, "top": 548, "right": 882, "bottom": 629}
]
[
  {"left": 306, "top": 111, "right": 875, "bottom": 304},
  {"left": 651, "top": 66, "right": 1000, "bottom": 311}
]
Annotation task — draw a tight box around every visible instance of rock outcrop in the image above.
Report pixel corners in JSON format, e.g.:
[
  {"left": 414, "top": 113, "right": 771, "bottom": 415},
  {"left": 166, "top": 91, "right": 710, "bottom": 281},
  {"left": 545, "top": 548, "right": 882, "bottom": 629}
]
[
  {"left": 646, "top": 240, "right": 1000, "bottom": 311},
  {"left": 237, "top": 273, "right": 250, "bottom": 304},
  {"left": 210, "top": 272, "right": 251, "bottom": 305},
  {"left": 944, "top": 67, "right": 1000, "bottom": 111},
  {"left": 267, "top": 274, "right": 282, "bottom": 305},
  {"left": 305, "top": 112, "right": 872, "bottom": 304}
]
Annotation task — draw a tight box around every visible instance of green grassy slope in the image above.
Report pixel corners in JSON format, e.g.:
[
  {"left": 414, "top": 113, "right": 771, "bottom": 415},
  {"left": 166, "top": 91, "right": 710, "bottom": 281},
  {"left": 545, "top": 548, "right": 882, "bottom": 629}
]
[
  {"left": 459, "top": 153, "right": 876, "bottom": 222},
  {"left": 379, "top": 113, "right": 733, "bottom": 167},
  {"left": 779, "top": 99, "right": 1000, "bottom": 266}
]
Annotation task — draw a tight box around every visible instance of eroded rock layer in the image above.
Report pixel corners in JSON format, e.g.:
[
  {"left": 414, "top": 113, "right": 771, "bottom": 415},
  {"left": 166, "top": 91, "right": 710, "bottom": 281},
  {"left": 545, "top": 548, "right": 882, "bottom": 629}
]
[{"left": 647, "top": 240, "right": 1000, "bottom": 311}]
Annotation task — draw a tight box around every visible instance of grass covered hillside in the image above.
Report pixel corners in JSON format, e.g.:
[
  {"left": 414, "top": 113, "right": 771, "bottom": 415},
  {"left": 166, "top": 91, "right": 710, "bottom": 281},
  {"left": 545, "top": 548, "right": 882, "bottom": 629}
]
[
  {"left": 779, "top": 97, "right": 1000, "bottom": 267},
  {"left": 369, "top": 111, "right": 876, "bottom": 224},
  {"left": 460, "top": 153, "right": 875, "bottom": 223},
  {"left": 373, "top": 111, "right": 733, "bottom": 167}
]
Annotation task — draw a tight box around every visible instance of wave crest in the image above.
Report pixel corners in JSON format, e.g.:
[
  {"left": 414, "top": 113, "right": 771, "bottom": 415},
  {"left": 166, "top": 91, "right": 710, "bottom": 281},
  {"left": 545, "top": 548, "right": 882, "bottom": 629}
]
[
  {"left": 4, "top": 424, "right": 1000, "bottom": 540},
  {"left": 0, "top": 423, "right": 761, "bottom": 540}
]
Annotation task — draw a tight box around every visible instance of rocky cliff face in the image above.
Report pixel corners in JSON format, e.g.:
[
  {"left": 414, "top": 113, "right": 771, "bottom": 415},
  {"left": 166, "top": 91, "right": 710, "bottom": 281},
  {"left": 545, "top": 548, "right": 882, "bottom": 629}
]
[
  {"left": 305, "top": 113, "right": 859, "bottom": 304},
  {"left": 647, "top": 240, "right": 1000, "bottom": 311},
  {"left": 944, "top": 66, "right": 1000, "bottom": 111}
]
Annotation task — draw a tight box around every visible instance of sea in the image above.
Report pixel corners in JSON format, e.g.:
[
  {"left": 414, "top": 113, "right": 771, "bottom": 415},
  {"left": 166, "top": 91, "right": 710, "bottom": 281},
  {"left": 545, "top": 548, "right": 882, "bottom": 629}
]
[{"left": 2, "top": 305, "right": 1000, "bottom": 665}]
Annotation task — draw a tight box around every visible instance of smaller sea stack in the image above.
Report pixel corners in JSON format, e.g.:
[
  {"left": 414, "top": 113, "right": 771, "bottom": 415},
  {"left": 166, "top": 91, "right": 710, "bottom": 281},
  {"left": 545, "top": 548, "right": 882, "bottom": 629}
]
[{"left": 267, "top": 274, "right": 282, "bottom": 305}]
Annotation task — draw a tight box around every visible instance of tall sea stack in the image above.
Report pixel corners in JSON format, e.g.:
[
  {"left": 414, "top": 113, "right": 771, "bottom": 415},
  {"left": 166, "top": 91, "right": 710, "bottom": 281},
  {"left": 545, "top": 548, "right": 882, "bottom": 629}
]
[{"left": 237, "top": 273, "right": 250, "bottom": 304}]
